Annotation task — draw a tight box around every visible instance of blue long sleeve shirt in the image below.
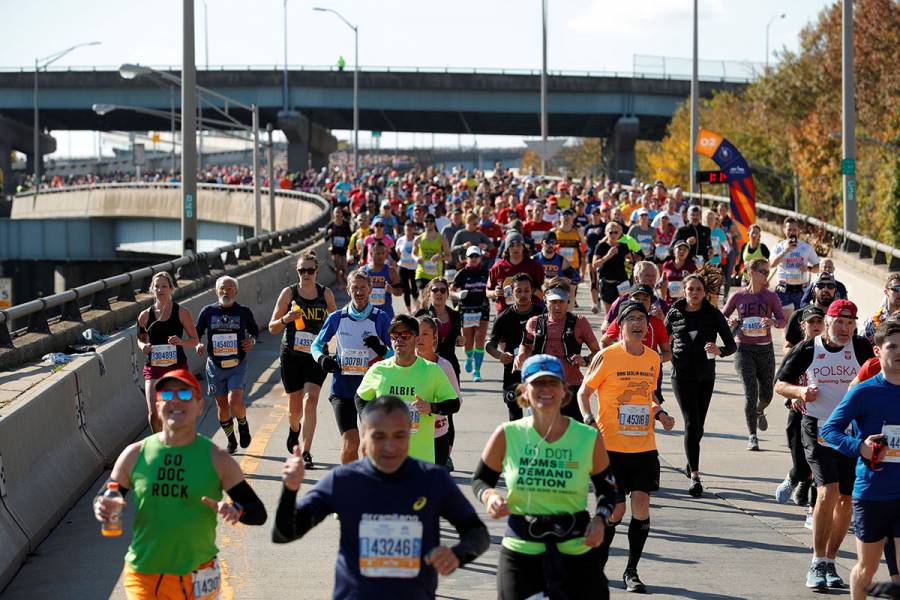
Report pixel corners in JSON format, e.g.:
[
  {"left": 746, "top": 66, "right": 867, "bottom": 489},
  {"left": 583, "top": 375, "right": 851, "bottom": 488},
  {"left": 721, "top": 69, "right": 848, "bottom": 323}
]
[{"left": 821, "top": 373, "right": 900, "bottom": 501}]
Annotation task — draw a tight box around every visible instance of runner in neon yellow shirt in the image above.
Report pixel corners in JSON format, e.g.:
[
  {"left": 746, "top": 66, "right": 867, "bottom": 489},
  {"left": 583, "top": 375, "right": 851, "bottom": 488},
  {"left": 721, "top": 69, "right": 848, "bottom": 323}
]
[{"left": 355, "top": 315, "right": 460, "bottom": 463}]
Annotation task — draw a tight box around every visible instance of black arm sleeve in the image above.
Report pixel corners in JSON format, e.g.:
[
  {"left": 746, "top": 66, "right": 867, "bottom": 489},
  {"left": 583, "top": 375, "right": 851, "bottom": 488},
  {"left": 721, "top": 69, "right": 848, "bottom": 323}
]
[
  {"left": 654, "top": 369, "right": 665, "bottom": 405},
  {"left": 715, "top": 310, "right": 738, "bottom": 357},
  {"left": 272, "top": 485, "right": 325, "bottom": 544},
  {"left": 226, "top": 480, "right": 267, "bottom": 525},
  {"left": 431, "top": 398, "right": 461, "bottom": 416},
  {"left": 450, "top": 515, "right": 490, "bottom": 567},
  {"left": 591, "top": 466, "right": 617, "bottom": 521},
  {"left": 471, "top": 459, "right": 501, "bottom": 504}
]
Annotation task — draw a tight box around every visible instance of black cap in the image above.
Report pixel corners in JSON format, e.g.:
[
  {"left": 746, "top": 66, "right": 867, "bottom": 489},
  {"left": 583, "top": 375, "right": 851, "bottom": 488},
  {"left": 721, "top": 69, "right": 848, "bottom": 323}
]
[
  {"left": 388, "top": 314, "right": 420, "bottom": 335},
  {"left": 628, "top": 283, "right": 655, "bottom": 298},
  {"left": 800, "top": 306, "right": 826, "bottom": 322},
  {"left": 543, "top": 231, "right": 558, "bottom": 243},
  {"left": 616, "top": 300, "right": 649, "bottom": 323}
]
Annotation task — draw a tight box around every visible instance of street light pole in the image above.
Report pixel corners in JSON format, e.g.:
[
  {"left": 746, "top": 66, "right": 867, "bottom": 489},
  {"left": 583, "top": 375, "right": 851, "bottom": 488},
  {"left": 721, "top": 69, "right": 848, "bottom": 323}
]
[
  {"left": 32, "top": 41, "right": 101, "bottom": 199},
  {"left": 199, "top": 0, "right": 208, "bottom": 171},
  {"left": 765, "top": 13, "right": 786, "bottom": 70},
  {"left": 313, "top": 7, "right": 359, "bottom": 173},
  {"left": 182, "top": 0, "right": 198, "bottom": 256},
  {"left": 689, "top": 0, "right": 699, "bottom": 196},
  {"left": 283, "top": 0, "right": 290, "bottom": 111},
  {"left": 540, "top": 0, "right": 548, "bottom": 176},
  {"left": 267, "top": 123, "right": 276, "bottom": 232},
  {"left": 252, "top": 104, "right": 262, "bottom": 236},
  {"left": 841, "top": 0, "right": 857, "bottom": 234},
  {"left": 170, "top": 86, "right": 176, "bottom": 174}
]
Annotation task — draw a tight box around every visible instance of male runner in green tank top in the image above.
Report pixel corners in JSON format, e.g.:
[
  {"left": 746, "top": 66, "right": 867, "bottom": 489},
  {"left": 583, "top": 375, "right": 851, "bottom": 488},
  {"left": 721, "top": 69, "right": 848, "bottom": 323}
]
[{"left": 93, "top": 368, "right": 266, "bottom": 599}]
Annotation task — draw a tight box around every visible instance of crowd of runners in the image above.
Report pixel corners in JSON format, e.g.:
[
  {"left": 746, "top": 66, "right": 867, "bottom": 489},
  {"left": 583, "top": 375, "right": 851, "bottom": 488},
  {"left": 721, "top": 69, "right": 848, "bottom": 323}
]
[{"left": 91, "top": 164, "right": 900, "bottom": 599}]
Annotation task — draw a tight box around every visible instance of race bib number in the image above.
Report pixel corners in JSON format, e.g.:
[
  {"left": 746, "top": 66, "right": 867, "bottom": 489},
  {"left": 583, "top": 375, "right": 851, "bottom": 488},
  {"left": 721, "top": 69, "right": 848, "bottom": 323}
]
[
  {"left": 639, "top": 242, "right": 653, "bottom": 256},
  {"left": 559, "top": 247, "right": 575, "bottom": 260},
  {"left": 211, "top": 333, "right": 238, "bottom": 357},
  {"left": 359, "top": 517, "right": 423, "bottom": 578},
  {"left": 532, "top": 230, "right": 546, "bottom": 243},
  {"left": 616, "top": 281, "right": 631, "bottom": 296},
  {"left": 741, "top": 316, "right": 768, "bottom": 337},
  {"left": 618, "top": 404, "right": 651, "bottom": 436},
  {"left": 340, "top": 348, "right": 370, "bottom": 375},
  {"left": 332, "top": 236, "right": 346, "bottom": 248},
  {"left": 191, "top": 559, "right": 221, "bottom": 600},
  {"left": 502, "top": 278, "right": 514, "bottom": 303},
  {"left": 399, "top": 252, "right": 416, "bottom": 270},
  {"left": 150, "top": 344, "right": 177, "bottom": 368},
  {"left": 370, "top": 287, "right": 386, "bottom": 306},
  {"left": 668, "top": 281, "right": 684, "bottom": 298},
  {"left": 881, "top": 425, "right": 900, "bottom": 463},
  {"left": 409, "top": 404, "right": 421, "bottom": 434},
  {"left": 423, "top": 259, "right": 439, "bottom": 276},
  {"left": 292, "top": 331, "right": 315, "bottom": 354},
  {"left": 782, "top": 266, "right": 805, "bottom": 285},
  {"left": 654, "top": 246, "right": 669, "bottom": 261},
  {"left": 463, "top": 311, "right": 481, "bottom": 328}
]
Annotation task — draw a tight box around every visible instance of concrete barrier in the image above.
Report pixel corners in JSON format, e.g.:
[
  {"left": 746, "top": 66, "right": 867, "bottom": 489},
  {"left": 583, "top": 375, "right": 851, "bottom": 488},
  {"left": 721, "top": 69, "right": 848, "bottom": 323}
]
[
  {"left": 0, "top": 239, "right": 332, "bottom": 591},
  {"left": 70, "top": 334, "right": 146, "bottom": 464},
  {"left": 0, "top": 371, "right": 103, "bottom": 557}
]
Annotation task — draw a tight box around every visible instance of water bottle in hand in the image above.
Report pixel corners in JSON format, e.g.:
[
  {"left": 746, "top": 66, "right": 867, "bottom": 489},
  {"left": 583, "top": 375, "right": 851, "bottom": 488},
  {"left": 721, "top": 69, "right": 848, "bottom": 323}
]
[{"left": 101, "top": 482, "right": 124, "bottom": 537}]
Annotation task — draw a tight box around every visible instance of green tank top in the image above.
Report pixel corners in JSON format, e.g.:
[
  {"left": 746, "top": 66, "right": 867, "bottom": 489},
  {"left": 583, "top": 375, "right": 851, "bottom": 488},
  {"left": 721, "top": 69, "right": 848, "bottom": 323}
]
[
  {"left": 501, "top": 417, "right": 597, "bottom": 556},
  {"left": 125, "top": 434, "right": 222, "bottom": 574},
  {"left": 415, "top": 234, "right": 444, "bottom": 280},
  {"left": 742, "top": 242, "right": 766, "bottom": 264}
]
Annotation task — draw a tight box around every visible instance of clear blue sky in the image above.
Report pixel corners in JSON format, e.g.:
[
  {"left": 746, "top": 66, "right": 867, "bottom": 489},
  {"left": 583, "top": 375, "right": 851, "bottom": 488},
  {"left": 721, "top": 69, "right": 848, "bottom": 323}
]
[{"left": 2, "top": 0, "right": 832, "bottom": 157}]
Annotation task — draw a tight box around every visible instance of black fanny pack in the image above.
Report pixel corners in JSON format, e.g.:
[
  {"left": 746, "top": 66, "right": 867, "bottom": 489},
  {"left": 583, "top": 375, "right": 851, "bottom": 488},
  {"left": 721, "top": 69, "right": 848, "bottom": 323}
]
[{"left": 506, "top": 511, "right": 591, "bottom": 543}]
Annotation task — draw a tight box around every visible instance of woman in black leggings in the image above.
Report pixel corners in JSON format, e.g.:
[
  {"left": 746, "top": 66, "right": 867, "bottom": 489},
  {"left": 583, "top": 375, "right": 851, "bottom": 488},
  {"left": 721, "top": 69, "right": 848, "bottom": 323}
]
[
  {"left": 665, "top": 274, "right": 736, "bottom": 498},
  {"left": 395, "top": 220, "right": 419, "bottom": 312}
]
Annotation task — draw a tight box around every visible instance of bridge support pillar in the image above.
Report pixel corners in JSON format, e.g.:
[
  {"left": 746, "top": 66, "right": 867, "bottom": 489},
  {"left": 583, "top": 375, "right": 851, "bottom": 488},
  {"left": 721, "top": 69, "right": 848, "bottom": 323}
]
[
  {"left": 0, "top": 114, "right": 55, "bottom": 192},
  {"left": 0, "top": 142, "right": 12, "bottom": 196},
  {"left": 612, "top": 116, "right": 639, "bottom": 184},
  {"left": 278, "top": 110, "right": 338, "bottom": 173}
]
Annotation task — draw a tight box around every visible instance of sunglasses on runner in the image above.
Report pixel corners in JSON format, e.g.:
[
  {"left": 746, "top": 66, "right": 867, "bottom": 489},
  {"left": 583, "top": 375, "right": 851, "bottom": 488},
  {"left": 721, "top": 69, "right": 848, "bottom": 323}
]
[
  {"left": 297, "top": 267, "right": 316, "bottom": 275},
  {"left": 389, "top": 330, "right": 415, "bottom": 341},
  {"left": 157, "top": 389, "right": 194, "bottom": 402},
  {"left": 430, "top": 287, "right": 448, "bottom": 293},
  {"left": 816, "top": 283, "right": 836, "bottom": 290},
  {"left": 890, "top": 285, "right": 900, "bottom": 293},
  {"left": 754, "top": 269, "right": 770, "bottom": 276}
]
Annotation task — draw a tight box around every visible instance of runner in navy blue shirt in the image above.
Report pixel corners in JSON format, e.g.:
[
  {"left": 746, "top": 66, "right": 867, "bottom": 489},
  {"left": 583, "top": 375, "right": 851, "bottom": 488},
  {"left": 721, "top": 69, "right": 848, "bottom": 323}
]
[{"left": 273, "top": 396, "right": 489, "bottom": 600}]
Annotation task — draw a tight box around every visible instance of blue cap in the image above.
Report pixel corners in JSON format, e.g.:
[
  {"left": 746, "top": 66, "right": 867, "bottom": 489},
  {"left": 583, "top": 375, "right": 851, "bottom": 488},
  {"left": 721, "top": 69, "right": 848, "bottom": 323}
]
[
  {"left": 372, "top": 216, "right": 385, "bottom": 225},
  {"left": 521, "top": 354, "right": 565, "bottom": 384}
]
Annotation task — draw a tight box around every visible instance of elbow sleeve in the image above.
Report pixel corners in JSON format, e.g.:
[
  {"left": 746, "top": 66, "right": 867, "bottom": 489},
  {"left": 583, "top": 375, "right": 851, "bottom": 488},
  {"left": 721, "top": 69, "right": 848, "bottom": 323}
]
[
  {"left": 432, "top": 398, "right": 461, "bottom": 416},
  {"left": 471, "top": 459, "right": 501, "bottom": 504},
  {"left": 227, "top": 480, "right": 267, "bottom": 526}
]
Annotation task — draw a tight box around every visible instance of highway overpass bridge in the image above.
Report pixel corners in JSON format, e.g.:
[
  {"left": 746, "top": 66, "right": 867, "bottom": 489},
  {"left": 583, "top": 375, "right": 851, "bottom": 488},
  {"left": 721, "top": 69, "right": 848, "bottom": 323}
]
[{"left": 0, "top": 66, "right": 747, "bottom": 192}]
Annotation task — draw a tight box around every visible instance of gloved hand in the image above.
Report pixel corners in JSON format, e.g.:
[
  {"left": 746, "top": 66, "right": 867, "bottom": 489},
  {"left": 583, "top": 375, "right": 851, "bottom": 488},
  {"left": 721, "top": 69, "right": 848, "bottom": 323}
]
[
  {"left": 363, "top": 335, "right": 389, "bottom": 357},
  {"left": 318, "top": 354, "right": 341, "bottom": 374}
]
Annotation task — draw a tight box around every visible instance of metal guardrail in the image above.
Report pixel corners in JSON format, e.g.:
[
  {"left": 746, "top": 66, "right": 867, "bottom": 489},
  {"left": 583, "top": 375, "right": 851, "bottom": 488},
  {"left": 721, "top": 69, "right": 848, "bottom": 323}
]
[
  {"left": 0, "top": 189, "right": 330, "bottom": 348},
  {"left": 0, "top": 64, "right": 754, "bottom": 84},
  {"left": 687, "top": 190, "right": 900, "bottom": 271},
  {"left": 14, "top": 181, "right": 323, "bottom": 198}
]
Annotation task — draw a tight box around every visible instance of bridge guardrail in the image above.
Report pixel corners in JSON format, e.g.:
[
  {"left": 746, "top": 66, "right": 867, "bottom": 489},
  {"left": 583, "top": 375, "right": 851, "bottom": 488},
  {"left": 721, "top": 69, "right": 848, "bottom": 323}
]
[
  {"left": 0, "top": 187, "right": 331, "bottom": 350},
  {"left": 687, "top": 190, "right": 900, "bottom": 272},
  {"left": 13, "top": 181, "right": 322, "bottom": 198}
]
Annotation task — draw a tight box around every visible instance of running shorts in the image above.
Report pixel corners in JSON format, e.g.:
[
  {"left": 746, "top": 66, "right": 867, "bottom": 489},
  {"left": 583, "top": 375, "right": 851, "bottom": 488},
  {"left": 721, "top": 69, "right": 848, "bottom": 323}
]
[
  {"left": 205, "top": 358, "right": 248, "bottom": 397},
  {"left": 329, "top": 395, "right": 359, "bottom": 433},
  {"left": 801, "top": 415, "right": 856, "bottom": 496},
  {"left": 123, "top": 558, "right": 220, "bottom": 600},
  {"left": 607, "top": 450, "right": 660, "bottom": 502},
  {"left": 852, "top": 499, "right": 900, "bottom": 543},
  {"left": 280, "top": 352, "right": 327, "bottom": 394},
  {"left": 599, "top": 280, "right": 626, "bottom": 305}
]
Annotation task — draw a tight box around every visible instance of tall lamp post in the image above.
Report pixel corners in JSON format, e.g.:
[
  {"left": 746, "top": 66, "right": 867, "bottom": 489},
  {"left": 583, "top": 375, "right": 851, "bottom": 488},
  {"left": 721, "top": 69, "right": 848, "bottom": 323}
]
[
  {"left": 841, "top": 0, "right": 856, "bottom": 234},
  {"left": 765, "top": 13, "right": 786, "bottom": 70},
  {"left": 540, "top": 0, "right": 548, "bottom": 176},
  {"left": 313, "top": 7, "right": 359, "bottom": 173},
  {"left": 33, "top": 41, "right": 101, "bottom": 198},
  {"left": 689, "top": 0, "right": 698, "bottom": 195},
  {"left": 119, "top": 61, "right": 263, "bottom": 244}
]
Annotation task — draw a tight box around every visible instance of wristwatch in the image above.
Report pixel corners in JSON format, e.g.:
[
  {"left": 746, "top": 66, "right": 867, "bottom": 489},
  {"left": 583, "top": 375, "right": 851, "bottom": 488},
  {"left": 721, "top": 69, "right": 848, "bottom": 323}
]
[{"left": 583, "top": 413, "right": 597, "bottom": 426}]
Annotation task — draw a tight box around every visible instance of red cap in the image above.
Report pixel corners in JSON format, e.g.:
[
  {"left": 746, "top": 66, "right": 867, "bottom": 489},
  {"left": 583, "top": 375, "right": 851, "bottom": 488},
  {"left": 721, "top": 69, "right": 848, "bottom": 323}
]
[
  {"left": 548, "top": 196, "right": 558, "bottom": 204},
  {"left": 826, "top": 299, "right": 858, "bottom": 319},
  {"left": 154, "top": 368, "right": 201, "bottom": 392}
]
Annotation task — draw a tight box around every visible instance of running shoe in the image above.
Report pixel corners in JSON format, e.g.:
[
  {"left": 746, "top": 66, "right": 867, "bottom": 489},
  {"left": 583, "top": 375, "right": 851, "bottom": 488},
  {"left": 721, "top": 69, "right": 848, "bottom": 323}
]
[
  {"left": 445, "top": 456, "right": 455, "bottom": 472},
  {"left": 302, "top": 451, "right": 314, "bottom": 470},
  {"left": 473, "top": 371, "right": 482, "bottom": 382},
  {"left": 286, "top": 427, "right": 300, "bottom": 454},
  {"left": 238, "top": 421, "right": 252, "bottom": 448},
  {"left": 689, "top": 477, "right": 703, "bottom": 498},
  {"left": 825, "top": 563, "right": 845, "bottom": 588},
  {"left": 465, "top": 355, "right": 473, "bottom": 373},
  {"left": 747, "top": 434, "right": 759, "bottom": 451},
  {"left": 226, "top": 434, "right": 238, "bottom": 455},
  {"left": 805, "top": 562, "right": 828, "bottom": 590},
  {"left": 792, "top": 480, "right": 811, "bottom": 507},
  {"left": 775, "top": 473, "right": 795, "bottom": 504},
  {"left": 591, "top": 304, "right": 599, "bottom": 314},
  {"left": 623, "top": 569, "right": 647, "bottom": 593},
  {"left": 757, "top": 411, "right": 768, "bottom": 431}
]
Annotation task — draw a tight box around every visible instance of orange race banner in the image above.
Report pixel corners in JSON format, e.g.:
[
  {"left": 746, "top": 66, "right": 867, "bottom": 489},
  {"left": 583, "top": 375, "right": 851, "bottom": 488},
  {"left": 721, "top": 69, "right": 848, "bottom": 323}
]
[{"left": 694, "top": 128, "right": 756, "bottom": 244}]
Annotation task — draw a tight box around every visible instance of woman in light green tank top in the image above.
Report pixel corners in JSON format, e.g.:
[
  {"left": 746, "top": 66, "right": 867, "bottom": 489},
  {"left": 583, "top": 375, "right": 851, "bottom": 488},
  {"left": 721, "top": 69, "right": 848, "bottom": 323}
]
[
  {"left": 413, "top": 215, "right": 450, "bottom": 284},
  {"left": 472, "top": 354, "right": 616, "bottom": 599}
]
